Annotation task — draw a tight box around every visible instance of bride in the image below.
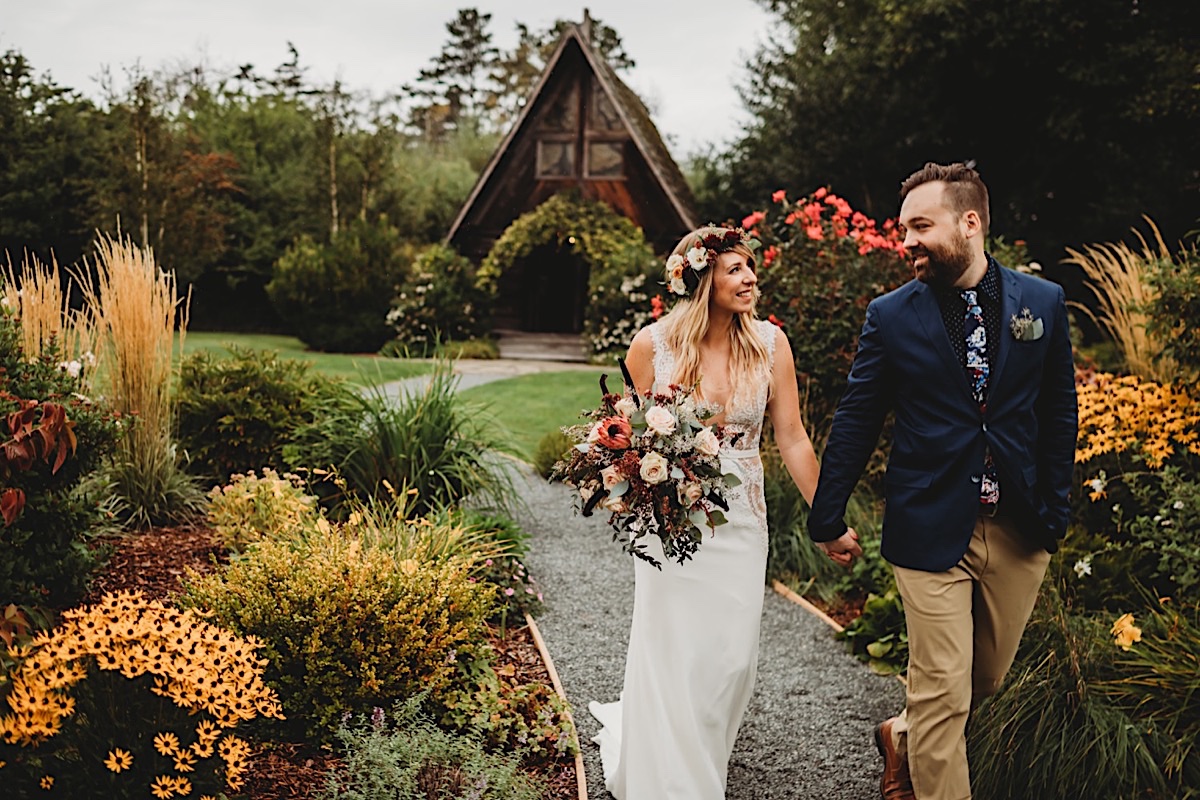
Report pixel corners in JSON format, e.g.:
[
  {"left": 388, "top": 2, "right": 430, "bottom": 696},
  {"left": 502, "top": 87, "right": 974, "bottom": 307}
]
[{"left": 588, "top": 225, "right": 857, "bottom": 798}]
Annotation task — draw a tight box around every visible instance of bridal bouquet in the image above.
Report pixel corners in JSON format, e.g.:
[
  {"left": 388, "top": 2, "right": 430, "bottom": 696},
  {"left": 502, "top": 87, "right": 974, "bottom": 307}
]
[{"left": 552, "top": 364, "right": 741, "bottom": 568}]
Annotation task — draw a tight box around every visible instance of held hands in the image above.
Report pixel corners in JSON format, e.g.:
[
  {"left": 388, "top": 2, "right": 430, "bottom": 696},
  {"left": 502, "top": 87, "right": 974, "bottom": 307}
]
[{"left": 817, "top": 527, "right": 862, "bottom": 567}]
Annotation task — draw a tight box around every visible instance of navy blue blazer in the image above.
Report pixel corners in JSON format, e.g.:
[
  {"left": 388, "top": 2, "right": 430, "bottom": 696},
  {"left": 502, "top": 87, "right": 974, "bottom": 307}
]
[{"left": 807, "top": 260, "right": 1078, "bottom": 572}]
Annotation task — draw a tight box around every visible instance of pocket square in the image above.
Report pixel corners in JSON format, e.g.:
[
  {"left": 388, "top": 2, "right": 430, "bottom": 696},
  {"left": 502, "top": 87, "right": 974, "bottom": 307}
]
[{"left": 1010, "top": 308, "right": 1044, "bottom": 341}]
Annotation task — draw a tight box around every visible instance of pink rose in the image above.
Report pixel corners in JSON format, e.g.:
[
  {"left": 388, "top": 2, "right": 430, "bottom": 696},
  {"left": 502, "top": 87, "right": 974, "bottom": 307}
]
[
  {"left": 601, "top": 464, "right": 624, "bottom": 489},
  {"left": 693, "top": 427, "right": 720, "bottom": 457}
]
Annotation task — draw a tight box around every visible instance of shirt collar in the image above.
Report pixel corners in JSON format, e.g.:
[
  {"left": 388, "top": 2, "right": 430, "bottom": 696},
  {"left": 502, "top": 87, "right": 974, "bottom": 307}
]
[{"left": 935, "top": 255, "right": 1000, "bottom": 304}]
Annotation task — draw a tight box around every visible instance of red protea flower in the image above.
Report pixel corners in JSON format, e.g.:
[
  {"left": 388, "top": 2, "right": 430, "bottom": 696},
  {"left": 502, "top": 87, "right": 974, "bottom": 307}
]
[{"left": 596, "top": 416, "right": 633, "bottom": 450}]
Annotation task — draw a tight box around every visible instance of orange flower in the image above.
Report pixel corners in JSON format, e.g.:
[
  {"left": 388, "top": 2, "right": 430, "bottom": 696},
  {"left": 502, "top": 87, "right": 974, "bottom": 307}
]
[
  {"left": 595, "top": 416, "right": 633, "bottom": 450},
  {"left": 772, "top": 189, "right": 787, "bottom": 203},
  {"left": 741, "top": 210, "right": 766, "bottom": 228}
]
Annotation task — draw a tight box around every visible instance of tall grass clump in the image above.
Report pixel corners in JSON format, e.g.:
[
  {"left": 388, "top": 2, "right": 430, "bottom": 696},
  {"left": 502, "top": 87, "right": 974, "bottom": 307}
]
[
  {"left": 284, "top": 360, "right": 516, "bottom": 517},
  {"left": 3, "top": 252, "right": 98, "bottom": 379},
  {"left": 969, "top": 587, "right": 1175, "bottom": 800},
  {"left": 75, "top": 234, "right": 203, "bottom": 527},
  {"left": 1064, "top": 219, "right": 1174, "bottom": 384}
]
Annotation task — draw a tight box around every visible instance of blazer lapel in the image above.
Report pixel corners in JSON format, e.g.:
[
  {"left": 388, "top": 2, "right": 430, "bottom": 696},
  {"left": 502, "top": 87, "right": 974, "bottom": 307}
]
[
  {"left": 910, "top": 282, "right": 975, "bottom": 405},
  {"left": 989, "top": 268, "right": 1021, "bottom": 390}
]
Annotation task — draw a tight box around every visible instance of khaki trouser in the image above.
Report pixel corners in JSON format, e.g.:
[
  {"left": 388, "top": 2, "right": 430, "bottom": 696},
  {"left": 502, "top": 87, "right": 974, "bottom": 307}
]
[{"left": 891, "top": 514, "right": 1051, "bottom": 800}]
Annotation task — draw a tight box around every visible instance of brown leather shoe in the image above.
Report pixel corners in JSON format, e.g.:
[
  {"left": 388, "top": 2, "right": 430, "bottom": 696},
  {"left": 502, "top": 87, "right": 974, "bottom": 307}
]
[{"left": 874, "top": 717, "right": 915, "bottom": 800}]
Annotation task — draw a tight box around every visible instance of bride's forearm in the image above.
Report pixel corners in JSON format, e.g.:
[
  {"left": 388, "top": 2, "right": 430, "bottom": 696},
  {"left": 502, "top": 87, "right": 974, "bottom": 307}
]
[{"left": 776, "top": 434, "right": 819, "bottom": 507}]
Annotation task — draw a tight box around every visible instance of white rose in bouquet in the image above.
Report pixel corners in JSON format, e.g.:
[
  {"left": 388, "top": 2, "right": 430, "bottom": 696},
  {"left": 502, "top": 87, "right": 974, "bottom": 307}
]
[
  {"left": 639, "top": 451, "right": 670, "bottom": 485},
  {"left": 614, "top": 396, "right": 637, "bottom": 417},
  {"left": 679, "top": 482, "right": 704, "bottom": 506},
  {"left": 601, "top": 464, "right": 624, "bottom": 489},
  {"left": 644, "top": 406, "right": 677, "bottom": 436},
  {"left": 694, "top": 427, "right": 720, "bottom": 457}
]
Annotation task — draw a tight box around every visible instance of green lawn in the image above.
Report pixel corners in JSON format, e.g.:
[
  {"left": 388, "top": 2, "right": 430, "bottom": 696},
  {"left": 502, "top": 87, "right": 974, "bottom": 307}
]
[
  {"left": 459, "top": 370, "right": 610, "bottom": 461},
  {"left": 181, "top": 332, "right": 431, "bottom": 384}
]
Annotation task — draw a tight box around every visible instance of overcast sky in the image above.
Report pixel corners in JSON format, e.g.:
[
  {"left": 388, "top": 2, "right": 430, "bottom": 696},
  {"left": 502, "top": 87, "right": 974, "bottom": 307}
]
[{"left": 3, "top": 0, "right": 776, "bottom": 158}]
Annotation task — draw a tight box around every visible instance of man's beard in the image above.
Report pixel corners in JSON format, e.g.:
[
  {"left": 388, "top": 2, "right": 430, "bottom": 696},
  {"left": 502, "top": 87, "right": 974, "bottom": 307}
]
[{"left": 911, "top": 232, "right": 973, "bottom": 287}]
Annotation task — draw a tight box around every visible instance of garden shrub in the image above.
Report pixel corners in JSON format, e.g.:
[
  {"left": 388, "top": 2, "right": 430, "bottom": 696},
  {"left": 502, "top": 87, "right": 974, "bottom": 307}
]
[
  {"left": 176, "top": 346, "right": 355, "bottom": 485},
  {"left": 437, "top": 336, "right": 498, "bottom": 360},
  {"left": 532, "top": 428, "right": 573, "bottom": 479},
  {"left": 0, "top": 307, "right": 121, "bottom": 608},
  {"left": 386, "top": 243, "right": 491, "bottom": 357},
  {"left": 0, "top": 590, "right": 282, "bottom": 798},
  {"left": 477, "top": 193, "right": 661, "bottom": 360},
  {"left": 1144, "top": 230, "right": 1200, "bottom": 385},
  {"left": 837, "top": 588, "right": 908, "bottom": 676},
  {"left": 438, "top": 665, "right": 577, "bottom": 764},
  {"left": 180, "top": 530, "right": 496, "bottom": 743},
  {"left": 447, "top": 509, "right": 544, "bottom": 626},
  {"left": 283, "top": 361, "right": 515, "bottom": 517},
  {"left": 743, "top": 187, "right": 910, "bottom": 438},
  {"left": 320, "top": 697, "right": 545, "bottom": 800},
  {"left": 267, "top": 218, "right": 414, "bottom": 353},
  {"left": 206, "top": 468, "right": 323, "bottom": 553}
]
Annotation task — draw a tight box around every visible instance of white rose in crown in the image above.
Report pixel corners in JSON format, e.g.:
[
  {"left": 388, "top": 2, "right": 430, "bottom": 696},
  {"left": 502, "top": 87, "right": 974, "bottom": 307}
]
[
  {"left": 639, "top": 451, "right": 670, "bottom": 485},
  {"left": 644, "top": 406, "right": 677, "bottom": 436},
  {"left": 601, "top": 464, "right": 624, "bottom": 489},
  {"left": 666, "top": 253, "right": 687, "bottom": 280},
  {"left": 686, "top": 246, "right": 709, "bottom": 269},
  {"left": 669, "top": 276, "right": 687, "bottom": 295},
  {"left": 614, "top": 396, "right": 637, "bottom": 417},
  {"left": 694, "top": 427, "right": 720, "bottom": 457}
]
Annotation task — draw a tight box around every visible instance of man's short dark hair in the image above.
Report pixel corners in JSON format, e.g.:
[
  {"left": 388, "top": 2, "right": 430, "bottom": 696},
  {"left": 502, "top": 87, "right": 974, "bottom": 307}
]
[{"left": 900, "top": 162, "right": 990, "bottom": 236}]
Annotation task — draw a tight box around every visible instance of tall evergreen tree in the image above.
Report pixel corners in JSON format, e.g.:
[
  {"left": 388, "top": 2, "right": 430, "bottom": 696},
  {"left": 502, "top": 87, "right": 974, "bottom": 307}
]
[{"left": 405, "top": 8, "right": 500, "bottom": 140}]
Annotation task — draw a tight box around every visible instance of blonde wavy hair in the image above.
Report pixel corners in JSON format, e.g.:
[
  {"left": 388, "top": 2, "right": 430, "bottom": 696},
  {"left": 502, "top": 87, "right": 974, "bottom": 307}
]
[{"left": 658, "top": 226, "right": 771, "bottom": 411}]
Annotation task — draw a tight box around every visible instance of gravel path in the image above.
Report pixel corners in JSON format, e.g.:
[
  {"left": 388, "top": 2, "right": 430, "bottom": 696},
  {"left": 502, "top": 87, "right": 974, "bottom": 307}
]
[
  {"left": 385, "top": 362, "right": 905, "bottom": 798},
  {"left": 511, "top": 466, "right": 905, "bottom": 800}
]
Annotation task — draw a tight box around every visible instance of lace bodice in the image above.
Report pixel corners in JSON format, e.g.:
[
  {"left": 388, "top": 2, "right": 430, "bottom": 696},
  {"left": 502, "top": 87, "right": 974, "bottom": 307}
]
[{"left": 649, "top": 319, "right": 777, "bottom": 453}]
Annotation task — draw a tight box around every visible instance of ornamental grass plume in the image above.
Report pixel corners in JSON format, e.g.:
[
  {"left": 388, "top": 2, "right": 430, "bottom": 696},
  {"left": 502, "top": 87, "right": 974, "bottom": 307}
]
[
  {"left": 1064, "top": 220, "right": 1174, "bottom": 385},
  {"left": 74, "top": 234, "right": 202, "bottom": 527},
  {"left": 0, "top": 589, "right": 283, "bottom": 798},
  {"left": 2, "top": 252, "right": 100, "bottom": 387}
]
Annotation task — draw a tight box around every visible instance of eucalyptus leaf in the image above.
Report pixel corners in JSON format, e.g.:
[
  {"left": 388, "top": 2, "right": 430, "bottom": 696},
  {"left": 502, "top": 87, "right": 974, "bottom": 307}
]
[
  {"left": 609, "top": 480, "right": 629, "bottom": 499},
  {"left": 722, "top": 473, "right": 742, "bottom": 487}
]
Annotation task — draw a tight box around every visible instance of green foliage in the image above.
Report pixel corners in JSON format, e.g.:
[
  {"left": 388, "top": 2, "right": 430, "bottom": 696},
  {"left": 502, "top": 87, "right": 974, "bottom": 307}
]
[
  {"left": 533, "top": 429, "right": 573, "bottom": 479},
  {"left": 837, "top": 588, "right": 907, "bottom": 676},
  {"left": 284, "top": 361, "right": 515, "bottom": 517},
  {"left": 444, "top": 509, "right": 544, "bottom": 626},
  {"left": 180, "top": 531, "right": 496, "bottom": 743},
  {"left": 267, "top": 218, "right": 413, "bottom": 352},
  {"left": 1144, "top": 237, "right": 1200, "bottom": 385},
  {"left": 386, "top": 243, "right": 491, "bottom": 357},
  {"left": 320, "top": 697, "right": 545, "bottom": 800},
  {"left": 761, "top": 437, "right": 840, "bottom": 595},
  {"left": 750, "top": 188, "right": 910, "bottom": 438},
  {"left": 478, "top": 193, "right": 660, "bottom": 359},
  {"left": 0, "top": 311, "right": 121, "bottom": 607},
  {"left": 969, "top": 589, "right": 1188, "bottom": 800},
  {"left": 104, "top": 434, "right": 206, "bottom": 530},
  {"left": 1060, "top": 465, "right": 1200, "bottom": 610},
  {"left": 176, "top": 345, "right": 356, "bottom": 484},
  {"left": 437, "top": 337, "right": 498, "bottom": 360},
  {"left": 438, "top": 667, "right": 577, "bottom": 764},
  {"left": 206, "top": 468, "right": 323, "bottom": 552}
]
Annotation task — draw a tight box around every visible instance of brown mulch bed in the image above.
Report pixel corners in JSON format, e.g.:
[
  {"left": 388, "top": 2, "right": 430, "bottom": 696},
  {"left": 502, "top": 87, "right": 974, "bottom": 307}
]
[
  {"left": 88, "top": 525, "right": 579, "bottom": 799},
  {"left": 806, "top": 591, "right": 867, "bottom": 629}
]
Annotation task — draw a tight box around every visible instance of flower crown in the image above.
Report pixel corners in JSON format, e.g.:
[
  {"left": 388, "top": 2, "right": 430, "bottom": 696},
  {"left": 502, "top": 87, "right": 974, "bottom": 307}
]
[{"left": 665, "top": 226, "right": 761, "bottom": 296}]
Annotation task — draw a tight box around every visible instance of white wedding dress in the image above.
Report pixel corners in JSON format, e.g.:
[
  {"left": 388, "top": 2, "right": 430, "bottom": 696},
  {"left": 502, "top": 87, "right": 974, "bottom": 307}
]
[{"left": 588, "top": 319, "right": 775, "bottom": 799}]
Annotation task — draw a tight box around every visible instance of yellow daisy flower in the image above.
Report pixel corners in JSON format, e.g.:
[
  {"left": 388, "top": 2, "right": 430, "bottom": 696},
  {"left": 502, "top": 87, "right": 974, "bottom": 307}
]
[
  {"left": 150, "top": 774, "right": 177, "bottom": 799},
  {"left": 153, "top": 730, "right": 181, "bottom": 756},
  {"left": 40, "top": 774, "right": 54, "bottom": 790},
  {"left": 104, "top": 747, "right": 134, "bottom": 773}
]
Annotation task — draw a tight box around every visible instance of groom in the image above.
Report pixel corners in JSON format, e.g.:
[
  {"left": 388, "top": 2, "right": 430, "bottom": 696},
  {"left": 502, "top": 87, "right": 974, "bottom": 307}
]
[{"left": 807, "top": 162, "right": 1077, "bottom": 800}]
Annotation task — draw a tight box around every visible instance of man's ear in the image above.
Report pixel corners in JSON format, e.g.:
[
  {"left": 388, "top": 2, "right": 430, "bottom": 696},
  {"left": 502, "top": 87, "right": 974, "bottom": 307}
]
[{"left": 962, "top": 209, "right": 984, "bottom": 240}]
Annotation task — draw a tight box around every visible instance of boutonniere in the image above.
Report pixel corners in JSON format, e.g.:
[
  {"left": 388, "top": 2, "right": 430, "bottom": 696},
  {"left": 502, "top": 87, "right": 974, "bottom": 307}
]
[{"left": 1009, "top": 307, "right": 1044, "bottom": 341}]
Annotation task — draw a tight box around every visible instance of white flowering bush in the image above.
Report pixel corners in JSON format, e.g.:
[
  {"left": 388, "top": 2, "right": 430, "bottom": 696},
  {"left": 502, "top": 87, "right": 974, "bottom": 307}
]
[{"left": 386, "top": 243, "right": 491, "bottom": 357}]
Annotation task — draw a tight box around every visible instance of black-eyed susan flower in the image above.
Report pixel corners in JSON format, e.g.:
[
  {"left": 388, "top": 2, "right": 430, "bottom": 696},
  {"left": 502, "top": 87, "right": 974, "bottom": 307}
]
[
  {"left": 150, "top": 774, "right": 176, "bottom": 798},
  {"left": 104, "top": 747, "right": 133, "bottom": 773},
  {"left": 39, "top": 774, "right": 54, "bottom": 790},
  {"left": 153, "top": 730, "right": 181, "bottom": 756}
]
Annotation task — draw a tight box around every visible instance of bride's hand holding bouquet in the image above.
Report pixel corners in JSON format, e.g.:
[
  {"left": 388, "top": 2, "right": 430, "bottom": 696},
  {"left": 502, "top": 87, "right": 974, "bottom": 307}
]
[{"left": 552, "top": 366, "right": 741, "bottom": 568}]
